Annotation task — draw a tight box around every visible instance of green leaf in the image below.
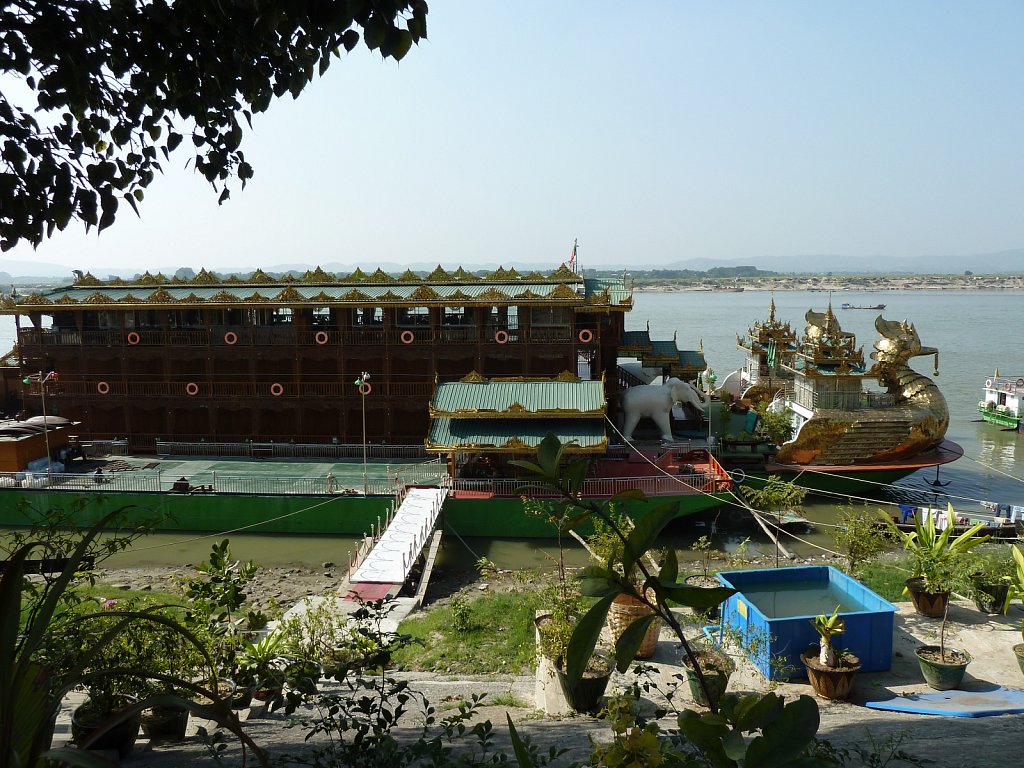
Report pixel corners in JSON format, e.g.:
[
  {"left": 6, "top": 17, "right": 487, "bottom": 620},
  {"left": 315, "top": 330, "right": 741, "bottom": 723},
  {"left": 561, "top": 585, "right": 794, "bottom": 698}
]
[
  {"left": 744, "top": 695, "right": 820, "bottom": 768},
  {"left": 535, "top": 433, "right": 564, "bottom": 478},
  {"left": 578, "top": 566, "right": 625, "bottom": 598},
  {"left": 565, "top": 594, "right": 614, "bottom": 685},
  {"left": 506, "top": 713, "right": 536, "bottom": 768},
  {"left": 614, "top": 613, "right": 656, "bottom": 672},
  {"left": 659, "top": 548, "right": 679, "bottom": 584},
  {"left": 622, "top": 501, "right": 677, "bottom": 575},
  {"left": 609, "top": 488, "right": 647, "bottom": 503},
  {"left": 655, "top": 582, "right": 735, "bottom": 611},
  {"left": 731, "top": 691, "right": 783, "bottom": 732}
]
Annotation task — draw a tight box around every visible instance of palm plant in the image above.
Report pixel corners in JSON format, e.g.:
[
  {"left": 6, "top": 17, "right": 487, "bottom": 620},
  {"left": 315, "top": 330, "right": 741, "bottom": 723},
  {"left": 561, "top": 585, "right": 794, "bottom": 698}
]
[
  {"left": 810, "top": 606, "right": 845, "bottom": 668},
  {"left": 886, "top": 503, "right": 989, "bottom": 594}
]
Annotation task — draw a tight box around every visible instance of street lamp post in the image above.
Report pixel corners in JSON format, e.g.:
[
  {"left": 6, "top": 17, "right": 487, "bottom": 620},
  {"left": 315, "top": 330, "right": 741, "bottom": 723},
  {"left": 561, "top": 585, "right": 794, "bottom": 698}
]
[
  {"left": 22, "top": 370, "right": 59, "bottom": 484},
  {"left": 355, "top": 372, "right": 371, "bottom": 495}
]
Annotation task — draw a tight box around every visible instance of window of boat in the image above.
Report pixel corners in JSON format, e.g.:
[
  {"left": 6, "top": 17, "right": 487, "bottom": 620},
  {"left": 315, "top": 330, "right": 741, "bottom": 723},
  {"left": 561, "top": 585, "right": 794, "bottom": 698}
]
[
  {"left": 271, "top": 307, "right": 293, "bottom": 325},
  {"left": 531, "top": 306, "right": 567, "bottom": 327},
  {"left": 486, "top": 305, "right": 518, "bottom": 330},
  {"left": 397, "top": 306, "right": 430, "bottom": 327},
  {"left": 351, "top": 307, "right": 383, "bottom": 327},
  {"left": 215, "top": 308, "right": 245, "bottom": 326},
  {"left": 312, "top": 307, "right": 332, "bottom": 326},
  {"left": 169, "top": 308, "right": 203, "bottom": 328},
  {"left": 443, "top": 306, "right": 470, "bottom": 325}
]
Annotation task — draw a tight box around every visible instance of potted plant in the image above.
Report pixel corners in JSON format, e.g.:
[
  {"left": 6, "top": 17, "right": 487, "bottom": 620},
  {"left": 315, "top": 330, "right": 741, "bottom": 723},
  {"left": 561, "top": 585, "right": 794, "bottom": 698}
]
[
  {"left": 801, "top": 606, "right": 861, "bottom": 700},
  {"left": 963, "top": 551, "right": 1013, "bottom": 615},
  {"left": 236, "top": 630, "right": 294, "bottom": 702},
  {"left": 684, "top": 535, "right": 722, "bottom": 621},
  {"left": 915, "top": 597, "right": 972, "bottom": 690},
  {"left": 680, "top": 642, "right": 735, "bottom": 709},
  {"left": 535, "top": 583, "right": 613, "bottom": 714},
  {"left": 886, "top": 504, "right": 989, "bottom": 618},
  {"left": 587, "top": 510, "right": 662, "bottom": 660}
]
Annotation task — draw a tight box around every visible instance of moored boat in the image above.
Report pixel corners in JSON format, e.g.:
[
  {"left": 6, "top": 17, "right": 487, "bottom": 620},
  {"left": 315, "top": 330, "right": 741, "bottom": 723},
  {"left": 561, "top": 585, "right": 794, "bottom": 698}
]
[
  {"left": 979, "top": 373, "right": 1024, "bottom": 431},
  {"left": 840, "top": 303, "right": 886, "bottom": 310},
  {"left": 724, "top": 301, "right": 961, "bottom": 497}
]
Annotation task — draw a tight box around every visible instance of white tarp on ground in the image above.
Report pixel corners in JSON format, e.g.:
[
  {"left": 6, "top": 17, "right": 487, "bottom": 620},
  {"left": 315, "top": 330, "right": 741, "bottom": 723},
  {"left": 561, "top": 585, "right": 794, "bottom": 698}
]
[{"left": 349, "top": 487, "right": 447, "bottom": 584}]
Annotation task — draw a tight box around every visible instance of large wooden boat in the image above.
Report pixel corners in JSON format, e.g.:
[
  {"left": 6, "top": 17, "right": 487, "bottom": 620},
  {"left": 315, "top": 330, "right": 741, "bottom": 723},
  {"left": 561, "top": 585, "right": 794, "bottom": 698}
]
[
  {"left": 978, "top": 373, "right": 1024, "bottom": 431},
  {"left": 0, "top": 263, "right": 731, "bottom": 536},
  {"left": 725, "top": 300, "right": 961, "bottom": 496}
]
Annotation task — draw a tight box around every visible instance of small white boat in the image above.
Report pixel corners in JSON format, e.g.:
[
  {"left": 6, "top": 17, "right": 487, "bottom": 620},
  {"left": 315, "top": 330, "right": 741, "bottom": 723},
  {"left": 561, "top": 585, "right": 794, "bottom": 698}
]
[{"left": 979, "top": 373, "right": 1024, "bottom": 431}]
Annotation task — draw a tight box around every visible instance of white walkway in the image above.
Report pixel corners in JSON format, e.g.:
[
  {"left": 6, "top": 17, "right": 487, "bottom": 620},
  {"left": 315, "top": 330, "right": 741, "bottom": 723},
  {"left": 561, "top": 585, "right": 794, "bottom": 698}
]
[{"left": 349, "top": 487, "right": 447, "bottom": 584}]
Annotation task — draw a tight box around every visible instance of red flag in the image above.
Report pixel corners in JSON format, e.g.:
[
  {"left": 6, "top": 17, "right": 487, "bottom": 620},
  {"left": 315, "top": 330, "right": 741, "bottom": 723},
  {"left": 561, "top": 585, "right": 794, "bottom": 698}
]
[{"left": 569, "top": 238, "right": 578, "bottom": 271}]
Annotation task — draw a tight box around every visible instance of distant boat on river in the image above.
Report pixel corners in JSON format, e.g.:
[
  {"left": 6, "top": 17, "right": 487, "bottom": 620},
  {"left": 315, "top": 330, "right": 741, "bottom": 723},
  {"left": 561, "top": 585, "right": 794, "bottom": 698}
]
[{"left": 840, "top": 303, "right": 885, "bottom": 310}]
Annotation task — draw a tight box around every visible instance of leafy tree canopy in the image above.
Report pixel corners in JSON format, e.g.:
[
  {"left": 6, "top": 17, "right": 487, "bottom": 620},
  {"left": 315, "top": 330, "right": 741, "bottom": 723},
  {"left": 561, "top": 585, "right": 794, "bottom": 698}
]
[{"left": 0, "top": 0, "right": 427, "bottom": 251}]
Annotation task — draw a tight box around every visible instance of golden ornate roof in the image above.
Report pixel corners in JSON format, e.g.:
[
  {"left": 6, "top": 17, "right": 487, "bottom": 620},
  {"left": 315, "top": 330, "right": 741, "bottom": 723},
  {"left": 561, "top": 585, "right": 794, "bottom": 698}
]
[{"left": 3, "top": 264, "right": 632, "bottom": 313}]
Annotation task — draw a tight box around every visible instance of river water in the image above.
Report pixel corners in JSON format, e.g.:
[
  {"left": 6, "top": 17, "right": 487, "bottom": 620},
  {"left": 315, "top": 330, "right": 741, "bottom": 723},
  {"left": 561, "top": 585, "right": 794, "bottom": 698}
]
[{"left": 3, "top": 289, "right": 1022, "bottom": 570}]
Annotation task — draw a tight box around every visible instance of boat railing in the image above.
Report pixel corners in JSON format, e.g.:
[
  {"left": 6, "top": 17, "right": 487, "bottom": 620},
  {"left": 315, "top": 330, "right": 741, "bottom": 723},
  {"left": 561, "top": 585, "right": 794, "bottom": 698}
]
[
  {"left": 0, "top": 467, "right": 442, "bottom": 495},
  {"left": 155, "top": 440, "right": 430, "bottom": 460},
  {"left": 803, "top": 390, "right": 898, "bottom": 411}
]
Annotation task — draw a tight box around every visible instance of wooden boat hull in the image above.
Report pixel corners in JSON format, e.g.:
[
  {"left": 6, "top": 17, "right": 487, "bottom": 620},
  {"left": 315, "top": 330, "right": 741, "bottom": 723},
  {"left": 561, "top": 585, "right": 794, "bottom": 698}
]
[{"left": 734, "top": 440, "right": 963, "bottom": 498}]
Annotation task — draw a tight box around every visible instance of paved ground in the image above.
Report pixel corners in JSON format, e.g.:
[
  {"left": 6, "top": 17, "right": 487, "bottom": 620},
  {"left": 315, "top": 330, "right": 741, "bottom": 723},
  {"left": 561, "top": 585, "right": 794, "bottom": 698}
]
[{"left": 51, "top": 598, "right": 1024, "bottom": 767}]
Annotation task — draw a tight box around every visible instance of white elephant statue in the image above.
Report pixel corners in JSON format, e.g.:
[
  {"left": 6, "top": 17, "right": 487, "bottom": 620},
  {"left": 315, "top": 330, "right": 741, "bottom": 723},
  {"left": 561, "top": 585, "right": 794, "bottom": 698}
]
[{"left": 621, "top": 378, "right": 708, "bottom": 441}]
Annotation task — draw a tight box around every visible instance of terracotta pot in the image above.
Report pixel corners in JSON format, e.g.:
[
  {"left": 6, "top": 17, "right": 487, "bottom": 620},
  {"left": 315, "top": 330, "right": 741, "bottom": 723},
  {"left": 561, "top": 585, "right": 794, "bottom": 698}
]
[
  {"left": 607, "top": 591, "right": 661, "bottom": 659},
  {"left": 915, "top": 645, "right": 971, "bottom": 690},
  {"left": 905, "top": 578, "right": 949, "bottom": 618},
  {"left": 801, "top": 649, "right": 861, "bottom": 700},
  {"left": 1013, "top": 643, "right": 1024, "bottom": 678}
]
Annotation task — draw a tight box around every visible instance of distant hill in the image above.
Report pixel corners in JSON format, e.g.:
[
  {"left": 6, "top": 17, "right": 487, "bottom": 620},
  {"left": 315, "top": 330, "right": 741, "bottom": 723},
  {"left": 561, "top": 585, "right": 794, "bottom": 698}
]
[{"left": 1, "top": 249, "right": 1021, "bottom": 281}]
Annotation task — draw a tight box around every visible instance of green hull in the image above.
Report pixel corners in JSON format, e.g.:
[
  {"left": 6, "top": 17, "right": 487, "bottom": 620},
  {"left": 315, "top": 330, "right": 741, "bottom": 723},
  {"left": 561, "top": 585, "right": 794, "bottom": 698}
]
[
  {"left": 443, "top": 492, "right": 732, "bottom": 538},
  {"left": 0, "top": 488, "right": 731, "bottom": 539},
  {"left": 979, "top": 408, "right": 1021, "bottom": 429},
  {"left": 739, "top": 467, "right": 918, "bottom": 496}
]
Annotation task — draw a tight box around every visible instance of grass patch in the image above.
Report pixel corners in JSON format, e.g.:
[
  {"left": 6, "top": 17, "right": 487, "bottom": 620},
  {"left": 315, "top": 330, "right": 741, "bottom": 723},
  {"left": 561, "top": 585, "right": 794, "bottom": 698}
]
[
  {"left": 857, "top": 555, "right": 912, "bottom": 603},
  {"left": 393, "top": 589, "right": 547, "bottom": 674}
]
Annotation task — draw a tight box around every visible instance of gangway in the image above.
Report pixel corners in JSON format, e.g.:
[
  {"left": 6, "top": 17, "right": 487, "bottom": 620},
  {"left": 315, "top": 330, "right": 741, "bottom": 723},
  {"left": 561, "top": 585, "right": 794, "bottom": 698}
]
[{"left": 349, "top": 487, "right": 447, "bottom": 585}]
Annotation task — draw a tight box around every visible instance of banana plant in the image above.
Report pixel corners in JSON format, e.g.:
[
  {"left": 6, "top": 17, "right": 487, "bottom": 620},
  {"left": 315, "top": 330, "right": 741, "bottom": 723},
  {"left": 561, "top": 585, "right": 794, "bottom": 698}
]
[{"left": 0, "top": 509, "right": 267, "bottom": 767}]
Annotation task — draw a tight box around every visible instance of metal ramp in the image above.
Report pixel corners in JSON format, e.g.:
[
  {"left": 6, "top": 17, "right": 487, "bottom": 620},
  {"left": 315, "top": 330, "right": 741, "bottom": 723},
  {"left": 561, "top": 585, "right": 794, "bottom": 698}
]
[{"left": 349, "top": 487, "right": 447, "bottom": 584}]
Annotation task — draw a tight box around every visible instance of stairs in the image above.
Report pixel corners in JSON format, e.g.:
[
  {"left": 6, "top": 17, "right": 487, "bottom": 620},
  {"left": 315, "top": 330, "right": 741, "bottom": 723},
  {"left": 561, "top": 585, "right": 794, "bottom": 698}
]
[{"left": 811, "top": 416, "right": 914, "bottom": 465}]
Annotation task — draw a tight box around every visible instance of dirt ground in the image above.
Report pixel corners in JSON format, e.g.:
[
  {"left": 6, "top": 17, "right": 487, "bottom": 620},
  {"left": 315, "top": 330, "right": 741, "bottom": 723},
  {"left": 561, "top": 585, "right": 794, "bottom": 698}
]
[{"left": 67, "top": 565, "right": 1024, "bottom": 767}]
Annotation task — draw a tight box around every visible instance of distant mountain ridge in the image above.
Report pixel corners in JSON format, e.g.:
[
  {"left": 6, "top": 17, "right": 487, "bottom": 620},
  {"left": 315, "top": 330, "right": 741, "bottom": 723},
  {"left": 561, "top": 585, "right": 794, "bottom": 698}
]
[{"left": 2, "top": 248, "right": 1022, "bottom": 281}]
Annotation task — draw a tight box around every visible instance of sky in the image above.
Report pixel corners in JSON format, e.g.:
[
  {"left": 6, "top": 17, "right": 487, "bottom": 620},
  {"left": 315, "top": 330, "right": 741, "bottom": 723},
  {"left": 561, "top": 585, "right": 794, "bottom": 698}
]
[{"left": 10, "top": 1, "right": 1024, "bottom": 274}]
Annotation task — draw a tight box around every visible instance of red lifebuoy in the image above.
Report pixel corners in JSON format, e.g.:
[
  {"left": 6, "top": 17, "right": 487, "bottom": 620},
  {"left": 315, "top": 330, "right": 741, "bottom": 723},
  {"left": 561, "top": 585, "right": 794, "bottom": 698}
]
[
  {"left": 494, "top": 330, "right": 509, "bottom": 345},
  {"left": 314, "top": 330, "right": 329, "bottom": 345},
  {"left": 127, "top": 331, "right": 140, "bottom": 345},
  {"left": 224, "top": 331, "right": 238, "bottom": 345},
  {"left": 578, "top": 329, "right": 594, "bottom": 344},
  {"left": 96, "top": 381, "right": 110, "bottom": 395},
  {"left": 359, "top": 382, "right": 372, "bottom": 396},
  {"left": 400, "top": 330, "right": 415, "bottom": 345},
  {"left": 270, "top": 382, "right": 284, "bottom": 397},
  {"left": 185, "top": 382, "right": 199, "bottom": 396}
]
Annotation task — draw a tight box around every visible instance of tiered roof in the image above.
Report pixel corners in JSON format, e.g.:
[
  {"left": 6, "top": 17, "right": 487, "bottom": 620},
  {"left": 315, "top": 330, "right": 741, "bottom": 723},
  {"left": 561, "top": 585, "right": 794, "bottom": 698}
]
[
  {"left": 1, "top": 264, "right": 633, "bottom": 312},
  {"left": 788, "top": 303, "right": 867, "bottom": 377},
  {"left": 618, "top": 324, "right": 706, "bottom": 378},
  {"left": 425, "top": 373, "right": 607, "bottom": 453}
]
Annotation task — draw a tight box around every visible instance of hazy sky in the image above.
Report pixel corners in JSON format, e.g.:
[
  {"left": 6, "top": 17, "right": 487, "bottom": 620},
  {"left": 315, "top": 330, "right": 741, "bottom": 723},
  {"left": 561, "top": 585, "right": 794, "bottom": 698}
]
[{"left": 13, "top": 1, "right": 1024, "bottom": 272}]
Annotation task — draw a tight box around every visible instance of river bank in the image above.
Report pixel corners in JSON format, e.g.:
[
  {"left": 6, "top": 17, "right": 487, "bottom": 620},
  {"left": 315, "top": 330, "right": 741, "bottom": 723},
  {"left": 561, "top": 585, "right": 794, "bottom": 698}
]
[{"left": 633, "top": 273, "right": 1024, "bottom": 292}]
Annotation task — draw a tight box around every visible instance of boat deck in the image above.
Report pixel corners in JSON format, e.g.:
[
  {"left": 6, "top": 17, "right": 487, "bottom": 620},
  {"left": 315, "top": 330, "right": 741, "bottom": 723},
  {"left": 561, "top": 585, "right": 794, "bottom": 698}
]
[{"left": 6, "top": 453, "right": 445, "bottom": 496}]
